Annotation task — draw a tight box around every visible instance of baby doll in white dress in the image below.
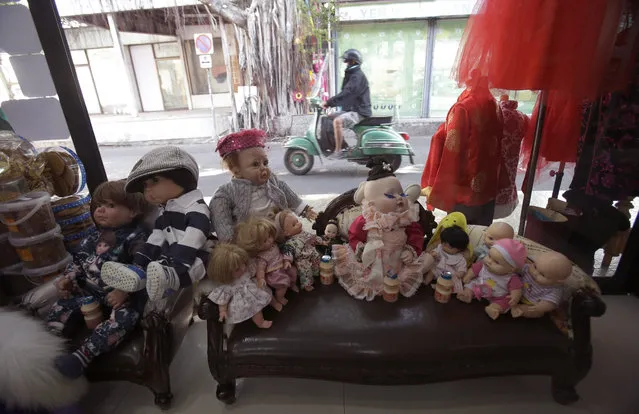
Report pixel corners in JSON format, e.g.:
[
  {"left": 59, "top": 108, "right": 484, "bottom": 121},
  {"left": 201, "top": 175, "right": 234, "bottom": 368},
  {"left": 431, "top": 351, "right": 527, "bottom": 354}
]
[
  {"left": 425, "top": 225, "right": 469, "bottom": 293},
  {"left": 207, "top": 243, "right": 278, "bottom": 328}
]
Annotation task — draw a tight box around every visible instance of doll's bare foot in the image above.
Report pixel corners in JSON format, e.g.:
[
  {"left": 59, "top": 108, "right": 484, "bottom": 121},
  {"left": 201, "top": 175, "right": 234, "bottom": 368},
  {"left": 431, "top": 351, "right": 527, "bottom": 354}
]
[
  {"left": 270, "top": 298, "right": 283, "bottom": 312},
  {"left": 275, "top": 288, "right": 288, "bottom": 305},
  {"left": 277, "top": 296, "right": 288, "bottom": 305},
  {"left": 303, "top": 285, "right": 314, "bottom": 292},
  {"left": 485, "top": 304, "right": 502, "bottom": 320},
  {"left": 252, "top": 313, "right": 272, "bottom": 328},
  {"left": 456, "top": 289, "right": 473, "bottom": 303},
  {"left": 511, "top": 305, "right": 524, "bottom": 318},
  {"left": 291, "top": 285, "right": 300, "bottom": 293},
  {"left": 424, "top": 271, "right": 435, "bottom": 285}
]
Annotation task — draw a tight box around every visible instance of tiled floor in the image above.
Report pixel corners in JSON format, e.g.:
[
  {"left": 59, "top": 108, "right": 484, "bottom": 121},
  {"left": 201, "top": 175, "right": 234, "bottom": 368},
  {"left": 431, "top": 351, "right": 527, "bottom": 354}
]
[{"left": 81, "top": 295, "right": 639, "bottom": 414}]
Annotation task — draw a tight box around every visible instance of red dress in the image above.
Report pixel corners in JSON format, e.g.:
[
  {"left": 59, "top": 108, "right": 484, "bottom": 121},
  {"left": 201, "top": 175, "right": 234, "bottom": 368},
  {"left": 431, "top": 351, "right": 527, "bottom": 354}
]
[
  {"left": 421, "top": 80, "right": 509, "bottom": 212},
  {"left": 454, "top": 0, "right": 624, "bottom": 99}
]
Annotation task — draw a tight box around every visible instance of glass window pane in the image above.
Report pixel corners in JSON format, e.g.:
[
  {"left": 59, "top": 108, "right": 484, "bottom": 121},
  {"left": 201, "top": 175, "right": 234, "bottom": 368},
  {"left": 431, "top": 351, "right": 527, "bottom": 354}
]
[
  {"left": 184, "top": 39, "right": 228, "bottom": 95},
  {"left": 86, "top": 48, "right": 129, "bottom": 114},
  {"left": 75, "top": 65, "right": 101, "bottom": 114},
  {"left": 153, "top": 42, "right": 180, "bottom": 58},
  {"left": 338, "top": 22, "right": 429, "bottom": 118},
  {"left": 156, "top": 59, "right": 188, "bottom": 110},
  {"left": 429, "top": 18, "right": 467, "bottom": 117},
  {"left": 70, "top": 50, "right": 88, "bottom": 65}
]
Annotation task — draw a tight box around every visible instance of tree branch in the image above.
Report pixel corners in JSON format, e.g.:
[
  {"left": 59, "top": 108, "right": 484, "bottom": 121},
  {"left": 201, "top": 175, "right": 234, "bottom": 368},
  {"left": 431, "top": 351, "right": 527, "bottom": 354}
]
[{"left": 199, "top": 0, "right": 248, "bottom": 28}]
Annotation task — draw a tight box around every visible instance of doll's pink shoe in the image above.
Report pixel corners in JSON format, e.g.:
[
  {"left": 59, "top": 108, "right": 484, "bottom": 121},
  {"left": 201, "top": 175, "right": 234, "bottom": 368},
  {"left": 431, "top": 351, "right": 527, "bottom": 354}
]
[
  {"left": 146, "top": 261, "right": 180, "bottom": 301},
  {"left": 101, "top": 262, "right": 147, "bottom": 292}
]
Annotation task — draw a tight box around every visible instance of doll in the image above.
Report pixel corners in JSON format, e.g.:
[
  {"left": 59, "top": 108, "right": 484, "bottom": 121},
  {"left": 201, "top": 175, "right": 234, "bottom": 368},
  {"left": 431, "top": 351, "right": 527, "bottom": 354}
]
[
  {"left": 511, "top": 251, "right": 572, "bottom": 318},
  {"left": 322, "top": 219, "right": 344, "bottom": 254},
  {"left": 210, "top": 129, "right": 318, "bottom": 242},
  {"left": 457, "top": 239, "right": 526, "bottom": 320},
  {"left": 87, "top": 231, "right": 116, "bottom": 274},
  {"left": 235, "top": 217, "right": 298, "bottom": 306},
  {"left": 426, "top": 212, "right": 473, "bottom": 261},
  {"left": 473, "top": 222, "right": 515, "bottom": 262},
  {"left": 101, "top": 146, "right": 212, "bottom": 301},
  {"left": 207, "top": 243, "right": 278, "bottom": 328},
  {"left": 425, "top": 225, "right": 469, "bottom": 292},
  {"left": 332, "top": 158, "right": 435, "bottom": 301},
  {"left": 274, "top": 210, "right": 326, "bottom": 291}
]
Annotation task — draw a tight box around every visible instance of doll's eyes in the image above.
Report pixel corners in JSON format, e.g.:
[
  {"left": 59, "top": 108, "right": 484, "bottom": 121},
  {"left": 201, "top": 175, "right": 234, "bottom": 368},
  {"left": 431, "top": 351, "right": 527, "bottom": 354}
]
[
  {"left": 400, "top": 193, "right": 407, "bottom": 197},
  {"left": 384, "top": 193, "right": 395, "bottom": 199}
]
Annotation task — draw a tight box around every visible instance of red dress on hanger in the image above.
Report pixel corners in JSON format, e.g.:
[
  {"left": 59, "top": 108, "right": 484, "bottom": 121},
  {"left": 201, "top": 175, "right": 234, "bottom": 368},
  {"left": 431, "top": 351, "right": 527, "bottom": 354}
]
[
  {"left": 421, "top": 77, "right": 509, "bottom": 213},
  {"left": 454, "top": 0, "right": 623, "bottom": 99}
]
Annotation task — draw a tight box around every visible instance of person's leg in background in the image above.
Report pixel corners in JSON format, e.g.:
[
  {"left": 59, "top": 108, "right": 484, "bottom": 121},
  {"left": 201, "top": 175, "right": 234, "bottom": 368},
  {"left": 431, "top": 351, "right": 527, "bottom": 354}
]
[{"left": 332, "top": 115, "right": 345, "bottom": 154}]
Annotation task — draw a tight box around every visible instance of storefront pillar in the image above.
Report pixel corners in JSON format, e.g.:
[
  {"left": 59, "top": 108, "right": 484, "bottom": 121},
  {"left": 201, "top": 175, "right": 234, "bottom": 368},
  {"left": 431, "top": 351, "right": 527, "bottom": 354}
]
[{"left": 106, "top": 13, "right": 139, "bottom": 117}]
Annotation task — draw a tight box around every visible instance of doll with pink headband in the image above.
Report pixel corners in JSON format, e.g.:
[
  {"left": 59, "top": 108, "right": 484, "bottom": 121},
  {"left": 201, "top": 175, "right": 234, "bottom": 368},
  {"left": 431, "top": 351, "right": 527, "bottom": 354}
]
[
  {"left": 457, "top": 239, "right": 526, "bottom": 320},
  {"left": 209, "top": 129, "right": 317, "bottom": 242}
]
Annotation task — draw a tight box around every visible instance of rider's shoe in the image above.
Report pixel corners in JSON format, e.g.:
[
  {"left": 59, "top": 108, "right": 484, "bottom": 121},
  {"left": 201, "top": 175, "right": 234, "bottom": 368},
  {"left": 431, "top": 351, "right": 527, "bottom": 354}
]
[{"left": 327, "top": 150, "right": 346, "bottom": 160}]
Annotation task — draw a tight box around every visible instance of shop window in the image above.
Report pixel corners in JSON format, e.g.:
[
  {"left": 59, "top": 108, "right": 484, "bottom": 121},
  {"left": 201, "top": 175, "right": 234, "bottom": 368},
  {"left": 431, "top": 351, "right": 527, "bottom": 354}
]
[
  {"left": 70, "top": 49, "right": 101, "bottom": 114},
  {"left": 153, "top": 42, "right": 188, "bottom": 110},
  {"left": 338, "top": 21, "right": 429, "bottom": 118},
  {"left": 183, "top": 38, "right": 228, "bottom": 95},
  {"left": 86, "top": 48, "right": 129, "bottom": 114}
]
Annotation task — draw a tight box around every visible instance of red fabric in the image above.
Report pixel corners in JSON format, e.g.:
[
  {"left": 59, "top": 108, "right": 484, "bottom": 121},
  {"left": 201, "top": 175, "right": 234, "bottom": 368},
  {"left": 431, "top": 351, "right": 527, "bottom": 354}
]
[
  {"left": 519, "top": 91, "right": 581, "bottom": 191},
  {"left": 454, "top": 0, "right": 624, "bottom": 99},
  {"left": 215, "top": 129, "right": 266, "bottom": 158},
  {"left": 496, "top": 99, "right": 529, "bottom": 210},
  {"left": 421, "top": 80, "right": 509, "bottom": 212},
  {"left": 347, "top": 215, "right": 424, "bottom": 255}
]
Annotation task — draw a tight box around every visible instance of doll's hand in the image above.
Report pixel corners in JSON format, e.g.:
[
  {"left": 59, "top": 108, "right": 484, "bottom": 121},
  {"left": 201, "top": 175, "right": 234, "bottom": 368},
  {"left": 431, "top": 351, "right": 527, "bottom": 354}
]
[
  {"left": 508, "top": 289, "right": 522, "bottom": 306},
  {"left": 55, "top": 276, "right": 73, "bottom": 298},
  {"left": 283, "top": 260, "right": 292, "bottom": 270},
  {"left": 400, "top": 249, "right": 414, "bottom": 264},
  {"left": 429, "top": 250, "right": 440, "bottom": 261},
  {"left": 462, "top": 269, "right": 475, "bottom": 284},
  {"left": 305, "top": 207, "right": 318, "bottom": 221},
  {"left": 218, "top": 307, "right": 228, "bottom": 322},
  {"left": 257, "top": 276, "right": 265, "bottom": 288},
  {"left": 107, "top": 289, "right": 129, "bottom": 310}
]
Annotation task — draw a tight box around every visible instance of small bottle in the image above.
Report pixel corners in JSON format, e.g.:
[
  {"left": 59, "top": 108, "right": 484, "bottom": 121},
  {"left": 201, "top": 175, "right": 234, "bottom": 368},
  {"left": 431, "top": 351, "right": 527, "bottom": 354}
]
[
  {"left": 80, "top": 296, "right": 104, "bottom": 329},
  {"left": 383, "top": 271, "right": 400, "bottom": 303},
  {"left": 320, "top": 255, "right": 334, "bottom": 285},
  {"left": 434, "top": 271, "right": 454, "bottom": 304}
]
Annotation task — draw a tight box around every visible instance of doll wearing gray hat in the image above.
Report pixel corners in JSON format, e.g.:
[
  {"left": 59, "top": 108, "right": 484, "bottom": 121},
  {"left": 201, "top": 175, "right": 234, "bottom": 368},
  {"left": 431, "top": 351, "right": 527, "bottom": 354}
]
[{"left": 101, "top": 146, "right": 213, "bottom": 301}]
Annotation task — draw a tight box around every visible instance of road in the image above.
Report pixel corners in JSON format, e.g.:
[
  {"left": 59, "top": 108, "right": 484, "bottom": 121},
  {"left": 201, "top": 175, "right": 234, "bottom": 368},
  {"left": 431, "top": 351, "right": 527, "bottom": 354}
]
[{"left": 99, "top": 136, "right": 572, "bottom": 201}]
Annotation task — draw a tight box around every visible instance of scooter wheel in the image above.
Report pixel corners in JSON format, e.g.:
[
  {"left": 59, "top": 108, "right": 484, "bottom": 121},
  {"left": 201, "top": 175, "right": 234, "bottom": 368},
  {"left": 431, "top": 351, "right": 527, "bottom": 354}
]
[{"left": 285, "top": 148, "right": 314, "bottom": 175}]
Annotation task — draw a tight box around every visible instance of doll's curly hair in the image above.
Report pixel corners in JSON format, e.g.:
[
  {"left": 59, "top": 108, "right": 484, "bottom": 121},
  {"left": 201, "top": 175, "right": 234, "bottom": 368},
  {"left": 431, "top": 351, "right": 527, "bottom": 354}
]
[
  {"left": 273, "top": 209, "right": 295, "bottom": 243},
  {"left": 207, "top": 243, "right": 249, "bottom": 284},
  {"left": 234, "top": 217, "right": 277, "bottom": 255}
]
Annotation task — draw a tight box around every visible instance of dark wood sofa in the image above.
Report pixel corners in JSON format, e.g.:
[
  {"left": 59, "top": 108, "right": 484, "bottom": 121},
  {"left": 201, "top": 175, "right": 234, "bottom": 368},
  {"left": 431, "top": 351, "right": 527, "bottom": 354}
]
[{"left": 198, "top": 189, "right": 606, "bottom": 405}]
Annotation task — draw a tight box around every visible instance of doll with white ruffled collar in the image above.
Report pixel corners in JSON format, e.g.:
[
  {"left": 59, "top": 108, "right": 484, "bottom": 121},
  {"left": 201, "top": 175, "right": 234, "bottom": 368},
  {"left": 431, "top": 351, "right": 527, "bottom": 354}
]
[
  {"left": 274, "top": 210, "right": 327, "bottom": 291},
  {"left": 425, "top": 225, "right": 469, "bottom": 293},
  {"left": 332, "top": 158, "right": 435, "bottom": 301}
]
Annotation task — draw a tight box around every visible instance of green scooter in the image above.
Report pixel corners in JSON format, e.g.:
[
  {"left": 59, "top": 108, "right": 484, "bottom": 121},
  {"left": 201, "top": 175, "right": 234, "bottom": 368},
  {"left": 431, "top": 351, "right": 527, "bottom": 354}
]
[{"left": 283, "top": 96, "right": 415, "bottom": 175}]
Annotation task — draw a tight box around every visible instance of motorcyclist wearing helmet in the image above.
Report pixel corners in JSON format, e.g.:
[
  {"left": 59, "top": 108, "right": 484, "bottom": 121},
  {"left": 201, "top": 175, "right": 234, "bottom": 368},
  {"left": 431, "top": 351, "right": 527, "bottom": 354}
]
[{"left": 324, "top": 49, "right": 372, "bottom": 159}]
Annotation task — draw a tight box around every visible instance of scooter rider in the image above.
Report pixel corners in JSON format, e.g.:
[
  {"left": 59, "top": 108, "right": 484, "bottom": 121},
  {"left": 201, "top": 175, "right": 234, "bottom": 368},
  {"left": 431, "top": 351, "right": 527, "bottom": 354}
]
[{"left": 324, "top": 49, "right": 372, "bottom": 159}]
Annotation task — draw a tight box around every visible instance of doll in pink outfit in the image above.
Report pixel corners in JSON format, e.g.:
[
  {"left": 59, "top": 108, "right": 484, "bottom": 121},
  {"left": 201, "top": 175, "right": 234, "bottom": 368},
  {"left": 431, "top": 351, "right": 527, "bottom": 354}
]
[
  {"left": 457, "top": 239, "right": 527, "bottom": 320},
  {"left": 235, "top": 217, "right": 298, "bottom": 306}
]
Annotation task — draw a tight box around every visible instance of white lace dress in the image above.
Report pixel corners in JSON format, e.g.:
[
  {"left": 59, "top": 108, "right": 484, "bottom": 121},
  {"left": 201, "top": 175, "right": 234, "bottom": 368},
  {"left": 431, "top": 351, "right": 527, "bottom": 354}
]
[{"left": 207, "top": 271, "right": 273, "bottom": 324}]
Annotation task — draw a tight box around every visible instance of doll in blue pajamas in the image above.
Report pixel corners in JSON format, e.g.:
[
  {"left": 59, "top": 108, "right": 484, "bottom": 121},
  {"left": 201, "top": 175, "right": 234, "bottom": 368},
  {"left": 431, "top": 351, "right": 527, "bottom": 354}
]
[{"left": 46, "top": 180, "right": 150, "bottom": 379}]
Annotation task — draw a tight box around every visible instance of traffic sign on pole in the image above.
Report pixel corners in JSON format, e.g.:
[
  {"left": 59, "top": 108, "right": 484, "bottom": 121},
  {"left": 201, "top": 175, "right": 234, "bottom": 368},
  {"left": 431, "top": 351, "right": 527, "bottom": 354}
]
[
  {"left": 194, "top": 33, "right": 214, "bottom": 55},
  {"left": 199, "top": 54, "right": 212, "bottom": 69}
]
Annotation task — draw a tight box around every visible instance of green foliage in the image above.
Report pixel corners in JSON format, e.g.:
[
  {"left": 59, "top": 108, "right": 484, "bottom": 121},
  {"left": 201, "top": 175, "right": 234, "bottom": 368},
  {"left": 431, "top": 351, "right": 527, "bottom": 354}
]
[{"left": 296, "top": 0, "right": 338, "bottom": 54}]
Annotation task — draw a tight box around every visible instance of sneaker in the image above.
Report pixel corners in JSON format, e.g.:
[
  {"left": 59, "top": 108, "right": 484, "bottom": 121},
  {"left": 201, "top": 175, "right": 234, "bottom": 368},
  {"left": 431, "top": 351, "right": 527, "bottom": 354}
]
[
  {"left": 327, "top": 151, "right": 345, "bottom": 160},
  {"left": 101, "top": 262, "right": 147, "bottom": 292},
  {"left": 146, "top": 261, "right": 180, "bottom": 301}
]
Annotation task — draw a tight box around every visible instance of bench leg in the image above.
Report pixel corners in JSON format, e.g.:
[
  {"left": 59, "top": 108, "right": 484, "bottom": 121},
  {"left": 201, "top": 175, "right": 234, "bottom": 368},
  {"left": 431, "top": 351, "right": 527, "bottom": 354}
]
[
  {"left": 216, "top": 380, "right": 237, "bottom": 405},
  {"left": 551, "top": 374, "right": 579, "bottom": 405},
  {"left": 154, "top": 391, "right": 174, "bottom": 411}
]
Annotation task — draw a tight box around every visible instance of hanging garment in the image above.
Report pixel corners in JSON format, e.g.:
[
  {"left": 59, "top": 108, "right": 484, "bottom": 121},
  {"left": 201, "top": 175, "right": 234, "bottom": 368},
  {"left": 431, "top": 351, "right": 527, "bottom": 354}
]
[
  {"left": 495, "top": 98, "right": 529, "bottom": 219},
  {"left": 454, "top": 0, "right": 623, "bottom": 99},
  {"left": 421, "top": 76, "right": 509, "bottom": 214}
]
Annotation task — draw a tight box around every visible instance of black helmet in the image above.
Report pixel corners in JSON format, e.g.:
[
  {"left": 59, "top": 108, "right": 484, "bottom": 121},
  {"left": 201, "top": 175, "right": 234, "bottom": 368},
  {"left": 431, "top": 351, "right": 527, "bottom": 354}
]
[{"left": 341, "top": 49, "right": 362, "bottom": 65}]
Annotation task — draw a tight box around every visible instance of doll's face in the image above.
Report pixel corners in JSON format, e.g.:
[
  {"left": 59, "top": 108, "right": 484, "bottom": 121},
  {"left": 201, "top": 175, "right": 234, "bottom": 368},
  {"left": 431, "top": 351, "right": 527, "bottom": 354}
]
[
  {"left": 441, "top": 242, "right": 462, "bottom": 255},
  {"left": 483, "top": 247, "right": 515, "bottom": 275},
  {"left": 283, "top": 214, "right": 303, "bottom": 237},
  {"left": 259, "top": 234, "right": 276, "bottom": 251},
  {"left": 483, "top": 223, "right": 514, "bottom": 248},
  {"left": 325, "top": 224, "right": 338, "bottom": 239},
  {"left": 96, "top": 242, "right": 110, "bottom": 255},
  {"left": 364, "top": 177, "right": 407, "bottom": 214},
  {"left": 93, "top": 199, "right": 136, "bottom": 228},
  {"left": 234, "top": 147, "right": 271, "bottom": 186},
  {"left": 232, "top": 263, "right": 247, "bottom": 279},
  {"left": 528, "top": 252, "right": 572, "bottom": 286},
  {"left": 143, "top": 175, "right": 184, "bottom": 205}
]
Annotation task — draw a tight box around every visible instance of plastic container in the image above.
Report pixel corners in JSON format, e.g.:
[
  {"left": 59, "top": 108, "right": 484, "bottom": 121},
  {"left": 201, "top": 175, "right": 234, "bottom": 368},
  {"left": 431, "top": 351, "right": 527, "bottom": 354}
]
[
  {"left": 9, "top": 225, "right": 68, "bottom": 269},
  {"left": 319, "top": 255, "right": 334, "bottom": 285},
  {"left": 53, "top": 194, "right": 95, "bottom": 249},
  {"left": 63, "top": 226, "right": 97, "bottom": 250},
  {"left": 80, "top": 296, "right": 103, "bottom": 330},
  {"left": 382, "top": 273, "right": 400, "bottom": 303},
  {"left": 22, "top": 253, "right": 71, "bottom": 284},
  {"left": 0, "top": 175, "right": 28, "bottom": 202},
  {"left": 42, "top": 147, "right": 87, "bottom": 197},
  {"left": 0, "top": 191, "right": 56, "bottom": 236},
  {"left": 434, "top": 271, "right": 454, "bottom": 304},
  {"left": 0, "top": 232, "right": 20, "bottom": 269}
]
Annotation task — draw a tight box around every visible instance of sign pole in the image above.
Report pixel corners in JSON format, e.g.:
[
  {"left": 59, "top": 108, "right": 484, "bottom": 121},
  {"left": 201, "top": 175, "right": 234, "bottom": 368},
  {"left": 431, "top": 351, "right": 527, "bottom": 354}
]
[{"left": 207, "top": 68, "right": 217, "bottom": 140}]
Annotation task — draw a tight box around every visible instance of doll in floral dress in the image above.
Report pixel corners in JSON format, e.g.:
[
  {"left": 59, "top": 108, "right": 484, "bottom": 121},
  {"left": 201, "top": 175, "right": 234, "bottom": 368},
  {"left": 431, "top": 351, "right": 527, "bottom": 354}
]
[
  {"left": 235, "top": 217, "right": 298, "bottom": 306},
  {"left": 274, "top": 210, "right": 327, "bottom": 291},
  {"left": 207, "top": 243, "right": 279, "bottom": 328}
]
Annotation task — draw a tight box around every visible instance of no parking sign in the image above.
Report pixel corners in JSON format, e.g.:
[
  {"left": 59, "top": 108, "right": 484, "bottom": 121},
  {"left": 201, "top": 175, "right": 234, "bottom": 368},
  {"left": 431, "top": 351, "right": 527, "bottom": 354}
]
[{"left": 193, "top": 33, "right": 214, "bottom": 55}]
